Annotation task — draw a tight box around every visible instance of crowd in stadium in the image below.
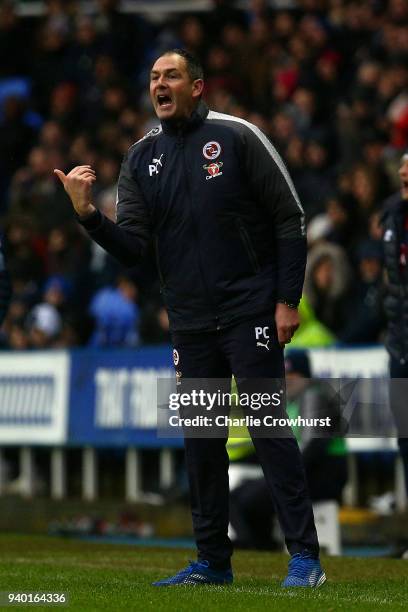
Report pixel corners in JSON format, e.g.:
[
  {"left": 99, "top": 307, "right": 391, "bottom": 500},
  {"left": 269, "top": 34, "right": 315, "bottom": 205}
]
[{"left": 0, "top": 0, "right": 407, "bottom": 350}]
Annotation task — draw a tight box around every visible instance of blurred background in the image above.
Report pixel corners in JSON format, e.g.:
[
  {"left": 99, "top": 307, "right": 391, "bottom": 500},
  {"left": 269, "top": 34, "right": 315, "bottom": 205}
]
[{"left": 0, "top": 0, "right": 408, "bottom": 557}]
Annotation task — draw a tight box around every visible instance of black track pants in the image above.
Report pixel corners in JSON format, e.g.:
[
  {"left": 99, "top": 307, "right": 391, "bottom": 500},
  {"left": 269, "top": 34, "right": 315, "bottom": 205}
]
[{"left": 172, "top": 314, "right": 319, "bottom": 569}]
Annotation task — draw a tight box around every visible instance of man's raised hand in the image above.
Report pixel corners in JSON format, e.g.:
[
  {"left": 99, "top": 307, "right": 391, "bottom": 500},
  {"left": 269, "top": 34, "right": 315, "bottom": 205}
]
[{"left": 54, "top": 165, "right": 97, "bottom": 218}]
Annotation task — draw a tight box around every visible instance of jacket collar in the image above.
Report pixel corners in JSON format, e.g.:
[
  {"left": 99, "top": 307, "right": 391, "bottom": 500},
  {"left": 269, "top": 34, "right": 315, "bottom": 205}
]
[{"left": 160, "top": 100, "right": 209, "bottom": 135}]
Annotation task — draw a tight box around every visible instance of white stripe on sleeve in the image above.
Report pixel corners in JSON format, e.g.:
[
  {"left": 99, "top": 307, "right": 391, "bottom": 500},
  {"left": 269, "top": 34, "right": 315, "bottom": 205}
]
[{"left": 207, "top": 110, "right": 304, "bottom": 215}]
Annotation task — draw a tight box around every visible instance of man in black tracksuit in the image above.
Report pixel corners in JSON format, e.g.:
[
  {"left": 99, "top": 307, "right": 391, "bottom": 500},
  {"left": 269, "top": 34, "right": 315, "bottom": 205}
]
[
  {"left": 55, "top": 49, "right": 324, "bottom": 588},
  {"left": 382, "top": 152, "right": 408, "bottom": 497}
]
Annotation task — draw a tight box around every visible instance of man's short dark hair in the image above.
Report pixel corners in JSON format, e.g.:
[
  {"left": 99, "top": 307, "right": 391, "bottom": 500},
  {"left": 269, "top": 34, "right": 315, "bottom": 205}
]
[{"left": 162, "top": 48, "right": 204, "bottom": 81}]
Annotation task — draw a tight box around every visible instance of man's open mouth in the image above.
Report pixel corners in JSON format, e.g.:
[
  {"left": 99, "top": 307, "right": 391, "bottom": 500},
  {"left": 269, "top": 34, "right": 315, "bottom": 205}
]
[{"left": 157, "top": 94, "right": 173, "bottom": 108}]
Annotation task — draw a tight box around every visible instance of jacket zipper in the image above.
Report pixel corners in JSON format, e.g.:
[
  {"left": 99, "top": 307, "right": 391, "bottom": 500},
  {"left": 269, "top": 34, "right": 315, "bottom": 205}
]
[
  {"left": 236, "top": 217, "right": 260, "bottom": 274},
  {"left": 154, "top": 235, "right": 166, "bottom": 290},
  {"left": 179, "top": 133, "right": 220, "bottom": 330}
]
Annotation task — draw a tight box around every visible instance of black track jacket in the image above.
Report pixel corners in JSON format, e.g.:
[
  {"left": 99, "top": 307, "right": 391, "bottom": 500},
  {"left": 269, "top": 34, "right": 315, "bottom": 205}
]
[
  {"left": 79, "top": 101, "right": 307, "bottom": 332},
  {"left": 381, "top": 192, "right": 408, "bottom": 361}
]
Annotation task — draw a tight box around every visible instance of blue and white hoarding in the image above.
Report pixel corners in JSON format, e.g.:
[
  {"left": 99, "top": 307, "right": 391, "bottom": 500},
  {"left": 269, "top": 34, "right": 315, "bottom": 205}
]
[
  {"left": 0, "top": 352, "right": 69, "bottom": 444},
  {"left": 68, "top": 347, "right": 175, "bottom": 447}
]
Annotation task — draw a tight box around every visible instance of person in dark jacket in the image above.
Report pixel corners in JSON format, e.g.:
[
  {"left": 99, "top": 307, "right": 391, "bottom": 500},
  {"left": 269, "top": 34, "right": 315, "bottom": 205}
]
[
  {"left": 338, "top": 240, "right": 385, "bottom": 344},
  {"left": 381, "top": 151, "right": 408, "bottom": 495},
  {"left": 55, "top": 49, "right": 325, "bottom": 588},
  {"left": 0, "top": 236, "right": 12, "bottom": 326}
]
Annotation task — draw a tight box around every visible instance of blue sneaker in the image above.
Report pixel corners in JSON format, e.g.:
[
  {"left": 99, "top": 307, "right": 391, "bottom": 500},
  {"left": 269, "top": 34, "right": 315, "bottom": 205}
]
[
  {"left": 282, "top": 552, "right": 326, "bottom": 587},
  {"left": 152, "top": 560, "right": 233, "bottom": 586}
]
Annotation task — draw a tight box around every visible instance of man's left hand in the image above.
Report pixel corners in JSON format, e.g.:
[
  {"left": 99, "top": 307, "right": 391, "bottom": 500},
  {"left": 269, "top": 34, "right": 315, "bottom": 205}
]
[{"left": 275, "top": 302, "right": 300, "bottom": 347}]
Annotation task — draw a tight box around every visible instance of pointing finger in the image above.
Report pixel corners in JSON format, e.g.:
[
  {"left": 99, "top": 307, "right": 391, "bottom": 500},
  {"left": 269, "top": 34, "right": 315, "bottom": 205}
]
[{"left": 53, "top": 169, "right": 66, "bottom": 183}]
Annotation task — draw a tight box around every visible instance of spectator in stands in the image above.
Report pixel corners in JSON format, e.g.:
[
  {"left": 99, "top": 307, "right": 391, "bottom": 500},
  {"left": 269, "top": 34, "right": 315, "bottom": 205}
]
[
  {"left": 179, "top": 16, "right": 207, "bottom": 63},
  {"left": 88, "top": 274, "right": 140, "bottom": 347},
  {"left": 9, "top": 146, "right": 72, "bottom": 233},
  {"left": 39, "top": 120, "right": 67, "bottom": 153},
  {"left": 48, "top": 81, "right": 81, "bottom": 134},
  {"left": 295, "top": 137, "right": 335, "bottom": 219},
  {"left": 46, "top": 225, "right": 87, "bottom": 280},
  {"left": 307, "top": 193, "right": 363, "bottom": 253},
  {"left": 94, "top": 0, "right": 148, "bottom": 77},
  {"left": 30, "top": 17, "right": 72, "bottom": 114},
  {"left": 5, "top": 219, "right": 44, "bottom": 290},
  {"left": 303, "top": 242, "right": 351, "bottom": 335},
  {"left": 0, "top": 1, "right": 31, "bottom": 77},
  {"left": 0, "top": 95, "right": 39, "bottom": 201},
  {"left": 5, "top": 323, "right": 29, "bottom": 350},
  {"left": 349, "top": 163, "right": 380, "bottom": 219},
  {"left": 43, "top": 275, "right": 72, "bottom": 318},
  {"left": 361, "top": 130, "right": 392, "bottom": 202},
  {"left": 205, "top": 45, "right": 243, "bottom": 100},
  {"left": 27, "top": 302, "right": 62, "bottom": 349},
  {"left": 338, "top": 240, "right": 385, "bottom": 344},
  {"left": 68, "top": 15, "right": 104, "bottom": 87},
  {"left": 220, "top": 23, "right": 250, "bottom": 91},
  {"left": 290, "top": 296, "right": 336, "bottom": 349},
  {"left": 204, "top": 0, "right": 247, "bottom": 44}
]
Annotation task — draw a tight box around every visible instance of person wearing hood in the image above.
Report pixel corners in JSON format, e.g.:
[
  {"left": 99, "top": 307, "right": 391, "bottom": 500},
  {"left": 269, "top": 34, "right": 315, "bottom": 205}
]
[{"left": 303, "top": 241, "right": 352, "bottom": 335}]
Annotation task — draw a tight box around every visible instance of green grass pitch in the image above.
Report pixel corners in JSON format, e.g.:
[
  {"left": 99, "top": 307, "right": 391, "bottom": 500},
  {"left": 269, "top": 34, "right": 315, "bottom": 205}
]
[{"left": 0, "top": 534, "right": 407, "bottom": 611}]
